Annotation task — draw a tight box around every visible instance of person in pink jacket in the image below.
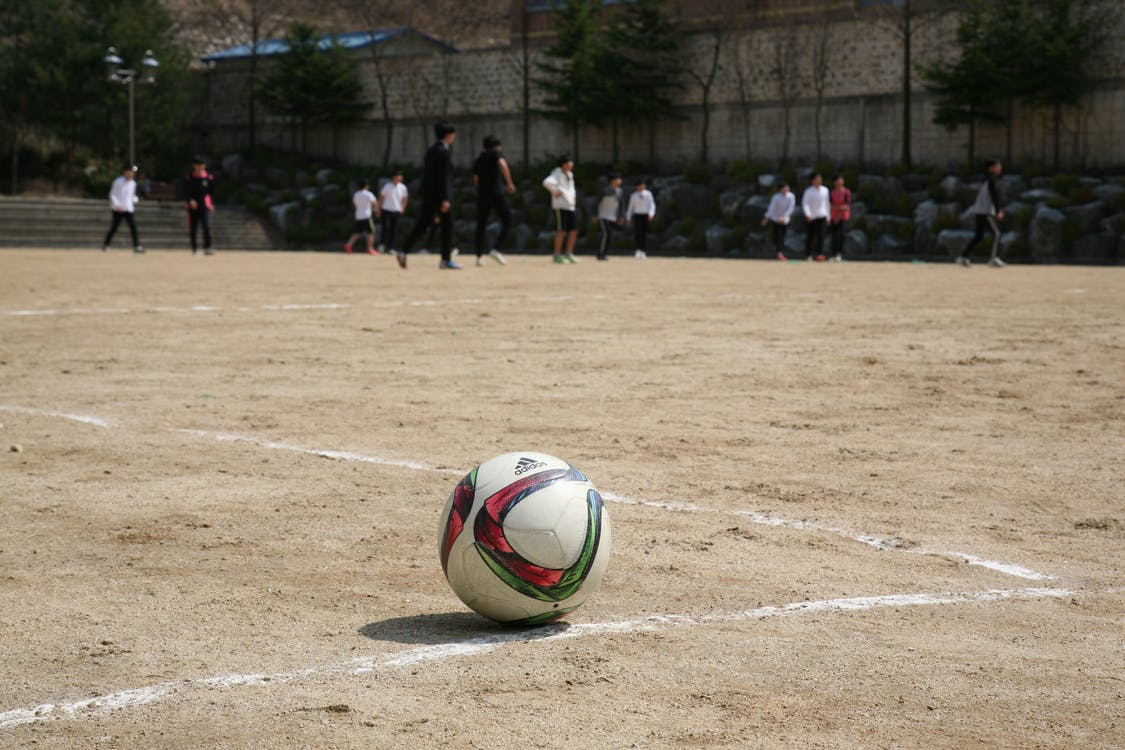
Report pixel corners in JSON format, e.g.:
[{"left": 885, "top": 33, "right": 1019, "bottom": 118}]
[{"left": 829, "top": 174, "right": 852, "bottom": 262}]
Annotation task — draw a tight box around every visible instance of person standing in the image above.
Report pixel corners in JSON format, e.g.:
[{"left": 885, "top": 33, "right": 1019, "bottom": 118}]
[
  {"left": 626, "top": 177, "right": 656, "bottom": 260},
  {"left": 472, "top": 135, "right": 515, "bottom": 267},
  {"left": 103, "top": 164, "right": 143, "bottom": 254},
  {"left": 761, "top": 182, "right": 795, "bottom": 261},
  {"left": 345, "top": 179, "right": 379, "bottom": 255},
  {"left": 543, "top": 156, "right": 579, "bottom": 264},
  {"left": 185, "top": 156, "right": 216, "bottom": 255},
  {"left": 828, "top": 174, "right": 852, "bottom": 262},
  {"left": 595, "top": 172, "right": 625, "bottom": 261},
  {"left": 802, "top": 172, "right": 830, "bottom": 261},
  {"left": 957, "top": 159, "right": 1006, "bottom": 268},
  {"left": 378, "top": 170, "right": 408, "bottom": 254},
  {"left": 399, "top": 122, "right": 459, "bottom": 270}
]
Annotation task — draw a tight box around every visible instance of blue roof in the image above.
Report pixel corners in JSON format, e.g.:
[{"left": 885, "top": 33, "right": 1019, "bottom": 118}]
[{"left": 202, "top": 27, "right": 457, "bottom": 63}]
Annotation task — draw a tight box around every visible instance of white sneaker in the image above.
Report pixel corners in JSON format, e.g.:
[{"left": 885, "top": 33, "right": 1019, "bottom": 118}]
[
  {"left": 988, "top": 257, "right": 1006, "bottom": 268},
  {"left": 102, "top": 245, "right": 109, "bottom": 252},
  {"left": 377, "top": 243, "right": 386, "bottom": 253},
  {"left": 133, "top": 246, "right": 145, "bottom": 254},
  {"left": 451, "top": 247, "right": 460, "bottom": 258},
  {"left": 476, "top": 256, "right": 485, "bottom": 267},
  {"left": 956, "top": 256, "right": 971, "bottom": 267},
  {"left": 634, "top": 249, "right": 647, "bottom": 259},
  {"left": 489, "top": 249, "right": 507, "bottom": 265},
  {"left": 833, "top": 254, "right": 843, "bottom": 262}
]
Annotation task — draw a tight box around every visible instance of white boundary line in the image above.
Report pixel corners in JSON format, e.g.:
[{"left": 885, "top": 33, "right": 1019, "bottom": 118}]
[
  {"left": 0, "top": 586, "right": 1074, "bottom": 731},
  {"left": 1, "top": 404, "right": 1057, "bottom": 581}
]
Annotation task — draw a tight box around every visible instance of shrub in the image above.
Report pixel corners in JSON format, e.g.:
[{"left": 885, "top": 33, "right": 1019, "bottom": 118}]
[
  {"left": 896, "top": 219, "right": 916, "bottom": 240},
  {"left": 680, "top": 216, "right": 697, "bottom": 236},
  {"left": 684, "top": 162, "right": 710, "bottom": 184},
  {"left": 1012, "top": 206, "right": 1035, "bottom": 231},
  {"left": 726, "top": 160, "right": 756, "bottom": 185},
  {"left": 933, "top": 213, "right": 960, "bottom": 233},
  {"left": 1046, "top": 195, "right": 1069, "bottom": 210},
  {"left": 888, "top": 162, "right": 908, "bottom": 178},
  {"left": 1069, "top": 186, "right": 1095, "bottom": 205},
  {"left": 688, "top": 229, "right": 707, "bottom": 255},
  {"left": 1051, "top": 173, "right": 1080, "bottom": 195}
]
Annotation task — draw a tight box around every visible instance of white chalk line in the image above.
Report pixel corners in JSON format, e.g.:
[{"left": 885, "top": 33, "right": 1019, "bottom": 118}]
[
  {"left": 0, "top": 294, "right": 581, "bottom": 318},
  {"left": 0, "top": 586, "right": 1075, "bottom": 731},
  {"left": 1, "top": 404, "right": 1058, "bottom": 582}
]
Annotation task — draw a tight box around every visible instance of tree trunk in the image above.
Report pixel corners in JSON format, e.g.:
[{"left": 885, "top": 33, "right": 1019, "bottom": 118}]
[
  {"left": 1005, "top": 98, "right": 1014, "bottom": 167},
  {"left": 573, "top": 125, "right": 580, "bottom": 165},
  {"left": 901, "top": 0, "right": 912, "bottom": 170},
  {"left": 968, "top": 114, "right": 976, "bottom": 167},
  {"left": 522, "top": 4, "right": 531, "bottom": 170},
  {"left": 700, "top": 89, "right": 711, "bottom": 165},
  {"left": 814, "top": 94, "right": 823, "bottom": 161},
  {"left": 612, "top": 119, "right": 619, "bottom": 165},
  {"left": 1052, "top": 103, "right": 1062, "bottom": 172},
  {"left": 9, "top": 133, "right": 19, "bottom": 196}
]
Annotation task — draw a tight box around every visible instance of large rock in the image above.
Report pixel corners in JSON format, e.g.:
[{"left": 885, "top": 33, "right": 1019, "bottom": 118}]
[
  {"left": 844, "top": 230, "right": 869, "bottom": 257},
  {"left": 850, "top": 201, "right": 867, "bottom": 223},
  {"left": 221, "top": 153, "right": 243, "bottom": 180},
  {"left": 1063, "top": 201, "right": 1108, "bottom": 235},
  {"left": 937, "top": 175, "right": 959, "bottom": 201},
  {"left": 737, "top": 194, "right": 771, "bottom": 226},
  {"left": 866, "top": 214, "right": 912, "bottom": 237},
  {"left": 914, "top": 199, "right": 939, "bottom": 226},
  {"left": 956, "top": 182, "right": 982, "bottom": 206},
  {"left": 269, "top": 201, "right": 301, "bottom": 230},
  {"left": 935, "top": 229, "right": 975, "bottom": 258},
  {"left": 858, "top": 174, "right": 903, "bottom": 195},
  {"left": 914, "top": 219, "right": 936, "bottom": 256},
  {"left": 705, "top": 224, "right": 732, "bottom": 254},
  {"left": 663, "top": 182, "right": 717, "bottom": 218},
  {"left": 997, "top": 174, "right": 1028, "bottom": 205},
  {"left": 1092, "top": 182, "right": 1124, "bottom": 205},
  {"left": 758, "top": 173, "right": 779, "bottom": 191},
  {"left": 783, "top": 231, "right": 807, "bottom": 257},
  {"left": 719, "top": 189, "right": 748, "bottom": 220},
  {"left": 513, "top": 224, "right": 535, "bottom": 251},
  {"left": 1030, "top": 176, "right": 1053, "bottom": 189},
  {"left": 316, "top": 168, "right": 336, "bottom": 185},
  {"left": 300, "top": 186, "right": 320, "bottom": 203},
  {"left": 743, "top": 230, "right": 772, "bottom": 257},
  {"left": 536, "top": 231, "right": 556, "bottom": 250},
  {"left": 1029, "top": 205, "right": 1066, "bottom": 262},
  {"left": 1070, "top": 234, "right": 1118, "bottom": 264},
  {"left": 1100, "top": 212, "right": 1125, "bottom": 236},
  {"left": 1020, "top": 188, "right": 1060, "bottom": 204},
  {"left": 998, "top": 231, "right": 1025, "bottom": 260},
  {"left": 876, "top": 234, "right": 913, "bottom": 258}
]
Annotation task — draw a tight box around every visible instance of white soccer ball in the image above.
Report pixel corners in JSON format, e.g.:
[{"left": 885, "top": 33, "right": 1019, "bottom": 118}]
[{"left": 438, "top": 451, "right": 612, "bottom": 625}]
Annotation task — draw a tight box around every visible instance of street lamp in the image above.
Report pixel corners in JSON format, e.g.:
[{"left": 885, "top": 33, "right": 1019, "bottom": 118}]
[{"left": 104, "top": 46, "right": 159, "bottom": 166}]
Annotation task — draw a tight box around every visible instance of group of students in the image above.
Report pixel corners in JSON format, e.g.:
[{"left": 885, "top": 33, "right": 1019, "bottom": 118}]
[
  {"left": 761, "top": 161, "right": 1008, "bottom": 266},
  {"left": 761, "top": 172, "right": 851, "bottom": 262},
  {"left": 102, "top": 157, "right": 216, "bottom": 255}
]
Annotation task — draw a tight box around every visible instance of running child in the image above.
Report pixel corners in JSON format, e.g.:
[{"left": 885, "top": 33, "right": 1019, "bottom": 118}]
[
  {"left": 345, "top": 179, "right": 379, "bottom": 255},
  {"left": 957, "top": 159, "right": 1006, "bottom": 268},
  {"left": 399, "top": 121, "right": 459, "bottom": 270},
  {"left": 472, "top": 135, "right": 515, "bottom": 266},
  {"left": 103, "top": 164, "right": 143, "bottom": 254},
  {"left": 626, "top": 177, "right": 656, "bottom": 259}
]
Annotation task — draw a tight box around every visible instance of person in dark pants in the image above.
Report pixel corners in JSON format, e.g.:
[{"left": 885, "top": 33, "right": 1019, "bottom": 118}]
[
  {"left": 802, "top": 172, "right": 829, "bottom": 261},
  {"left": 957, "top": 159, "right": 1006, "bottom": 268},
  {"left": 185, "top": 156, "right": 216, "bottom": 255},
  {"left": 378, "top": 170, "right": 408, "bottom": 253},
  {"left": 103, "top": 164, "right": 143, "bottom": 253},
  {"left": 828, "top": 174, "right": 851, "bottom": 262},
  {"left": 398, "top": 122, "right": 458, "bottom": 270},
  {"left": 626, "top": 177, "right": 655, "bottom": 259},
  {"left": 472, "top": 135, "right": 515, "bottom": 266},
  {"left": 761, "top": 182, "right": 795, "bottom": 260}
]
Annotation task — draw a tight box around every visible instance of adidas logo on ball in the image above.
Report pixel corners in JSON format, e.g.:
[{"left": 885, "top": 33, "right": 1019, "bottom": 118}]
[{"left": 513, "top": 456, "right": 548, "bottom": 475}]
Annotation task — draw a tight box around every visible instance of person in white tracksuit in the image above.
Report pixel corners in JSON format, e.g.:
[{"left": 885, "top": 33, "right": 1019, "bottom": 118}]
[{"left": 103, "top": 164, "right": 143, "bottom": 253}]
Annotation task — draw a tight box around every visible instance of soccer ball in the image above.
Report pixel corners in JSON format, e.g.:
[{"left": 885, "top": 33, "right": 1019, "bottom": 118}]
[{"left": 438, "top": 451, "right": 611, "bottom": 625}]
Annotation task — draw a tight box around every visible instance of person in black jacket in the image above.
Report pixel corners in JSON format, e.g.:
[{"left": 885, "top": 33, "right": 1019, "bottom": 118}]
[
  {"left": 957, "top": 159, "right": 1006, "bottom": 268},
  {"left": 472, "top": 135, "right": 515, "bottom": 266},
  {"left": 185, "top": 156, "right": 216, "bottom": 255},
  {"left": 398, "top": 122, "right": 458, "bottom": 269}
]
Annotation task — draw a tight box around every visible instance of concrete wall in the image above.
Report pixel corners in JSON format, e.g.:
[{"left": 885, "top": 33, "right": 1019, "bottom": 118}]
[{"left": 203, "top": 10, "right": 1125, "bottom": 171}]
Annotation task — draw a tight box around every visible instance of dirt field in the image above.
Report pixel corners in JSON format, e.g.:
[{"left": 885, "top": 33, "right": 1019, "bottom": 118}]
[{"left": 1, "top": 248, "right": 1122, "bottom": 749}]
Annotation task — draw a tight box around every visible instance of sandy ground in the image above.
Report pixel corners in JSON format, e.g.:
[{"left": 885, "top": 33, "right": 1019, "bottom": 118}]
[{"left": 0, "top": 248, "right": 1122, "bottom": 749}]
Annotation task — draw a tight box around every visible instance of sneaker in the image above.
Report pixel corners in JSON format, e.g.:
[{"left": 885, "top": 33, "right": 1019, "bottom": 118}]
[
  {"left": 553, "top": 255, "right": 567, "bottom": 264},
  {"left": 634, "top": 249, "right": 647, "bottom": 259},
  {"left": 367, "top": 248, "right": 379, "bottom": 255},
  {"left": 476, "top": 256, "right": 485, "bottom": 267},
  {"left": 833, "top": 254, "right": 843, "bottom": 262},
  {"left": 451, "top": 248, "right": 460, "bottom": 258},
  {"left": 565, "top": 254, "right": 579, "bottom": 263},
  {"left": 815, "top": 254, "right": 826, "bottom": 262},
  {"left": 102, "top": 245, "right": 110, "bottom": 253},
  {"left": 489, "top": 249, "right": 507, "bottom": 265},
  {"left": 192, "top": 248, "right": 199, "bottom": 255},
  {"left": 439, "top": 259, "right": 462, "bottom": 270},
  {"left": 344, "top": 243, "right": 353, "bottom": 254},
  {"left": 395, "top": 251, "right": 407, "bottom": 269},
  {"left": 204, "top": 248, "right": 215, "bottom": 256},
  {"left": 377, "top": 243, "right": 386, "bottom": 253},
  {"left": 596, "top": 255, "right": 608, "bottom": 261},
  {"left": 956, "top": 256, "right": 971, "bottom": 267},
  {"left": 133, "top": 246, "right": 145, "bottom": 254},
  {"left": 988, "top": 257, "right": 1006, "bottom": 268},
  {"left": 776, "top": 252, "right": 787, "bottom": 261}
]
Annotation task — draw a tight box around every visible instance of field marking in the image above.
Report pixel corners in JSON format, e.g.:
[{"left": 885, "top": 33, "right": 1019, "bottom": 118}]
[
  {"left": 0, "top": 586, "right": 1074, "bottom": 731},
  {"left": 1, "top": 404, "right": 1058, "bottom": 582}
]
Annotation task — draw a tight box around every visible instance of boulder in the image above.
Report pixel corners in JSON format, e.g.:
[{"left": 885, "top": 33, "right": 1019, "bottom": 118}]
[
  {"left": 513, "top": 224, "right": 535, "bottom": 251},
  {"left": 660, "top": 220, "right": 684, "bottom": 242},
  {"left": 320, "top": 184, "right": 342, "bottom": 203},
  {"left": 935, "top": 229, "right": 975, "bottom": 258},
  {"left": 959, "top": 206, "right": 977, "bottom": 231},
  {"left": 705, "top": 224, "right": 733, "bottom": 254},
  {"left": 866, "top": 214, "right": 912, "bottom": 237},
  {"left": 300, "top": 186, "right": 320, "bottom": 203},
  {"left": 914, "top": 219, "right": 936, "bottom": 256},
  {"left": 265, "top": 167, "right": 288, "bottom": 187},
  {"left": 1029, "top": 176, "right": 1053, "bottom": 189},
  {"left": 1070, "top": 233, "right": 1118, "bottom": 264},
  {"left": 998, "top": 232, "right": 1025, "bottom": 260},
  {"left": 269, "top": 201, "right": 301, "bottom": 230},
  {"left": 937, "top": 175, "right": 959, "bottom": 201},
  {"left": 850, "top": 201, "right": 867, "bottom": 223},
  {"left": 662, "top": 234, "right": 690, "bottom": 254},
  {"left": 796, "top": 166, "right": 816, "bottom": 185},
  {"left": 876, "top": 234, "right": 913, "bottom": 258},
  {"left": 783, "top": 231, "right": 807, "bottom": 257},
  {"left": 1100, "top": 212, "right": 1125, "bottom": 236},
  {"left": 667, "top": 182, "right": 718, "bottom": 218},
  {"left": 1092, "top": 182, "right": 1124, "bottom": 205},
  {"left": 858, "top": 174, "right": 904, "bottom": 195},
  {"left": 737, "top": 194, "right": 771, "bottom": 226},
  {"left": 956, "top": 182, "right": 982, "bottom": 206},
  {"left": 1020, "top": 188, "right": 1060, "bottom": 204},
  {"left": 1029, "top": 205, "right": 1066, "bottom": 263},
  {"left": 743, "top": 230, "right": 772, "bottom": 257},
  {"left": 997, "top": 174, "right": 1028, "bottom": 205},
  {"left": 758, "top": 173, "right": 779, "bottom": 191},
  {"left": 844, "top": 230, "right": 869, "bottom": 257},
  {"left": 1063, "top": 201, "right": 1108, "bottom": 236},
  {"left": 316, "top": 168, "right": 335, "bottom": 185},
  {"left": 909, "top": 190, "right": 930, "bottom": 205},
  {"left": 536, "top": 231, "right": 556, "bottom": 250},
  {"left": 719, "top": 189, "right": 748, "bottom": 220},
  {"left": 1078, "top": 176, "right": 1103, "bottom": 189},
  {"left": 221, "top": 153, "right": 243, "bottom": 180},
  {"left": 914, "top": 199, "right": 939, "bottom": 227}
]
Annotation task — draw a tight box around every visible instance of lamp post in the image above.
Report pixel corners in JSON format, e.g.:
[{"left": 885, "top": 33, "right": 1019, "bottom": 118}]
[{"left": 104, "top": 46, "right": 159, "bottom": 166}]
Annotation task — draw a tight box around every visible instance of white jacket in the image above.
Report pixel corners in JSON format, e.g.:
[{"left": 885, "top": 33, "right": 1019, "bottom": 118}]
[
  {"left": 765, "top": 192, "right": 795, "bottom": 224},
  {"left": 543, "top": 167, "right": 576, "bottom": 211},
  {"left": 109, "top": 176, "right": 137, "bottom": 213}
]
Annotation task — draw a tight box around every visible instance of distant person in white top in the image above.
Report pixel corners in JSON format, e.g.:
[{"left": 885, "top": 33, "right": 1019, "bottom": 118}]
[
  {"left": 626, "top": 177, "right": 656, "bottom": 259},
  {"left": 801, "top": 172, "right": 830, "bottom": 261},
  {"left": 543, "top": 155, "right": 578, "bottom": 264},
  {"left": 595, "top": 171, "right": 625, "bottom": 261},
  {"left": 345, "top": 179, "right": 379, "bottom": 255},
  {"left": 761, "top": 182, "right": 795, "bottom": 261},
  {"left": 102, "top": 164, "right": 143, "bottom": 253},
  {"left": 378, "top": 170, "right": 408, "bottom": 254}
]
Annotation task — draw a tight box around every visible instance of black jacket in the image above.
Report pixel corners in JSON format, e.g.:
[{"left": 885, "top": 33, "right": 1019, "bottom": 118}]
[{"left": 421, "top": 141, "right": 453, "bottom": 204}]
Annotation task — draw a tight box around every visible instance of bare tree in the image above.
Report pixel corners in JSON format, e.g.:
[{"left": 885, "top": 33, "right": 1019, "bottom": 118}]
[
  {"left": 770, "top": 29, "right": 802, "bottom": 166},
  {"left": 809, "top": 21, "right": 833, "bottom": 161},
  {"left": 683, "top": 28, "right": 725, "bottom": 165}
]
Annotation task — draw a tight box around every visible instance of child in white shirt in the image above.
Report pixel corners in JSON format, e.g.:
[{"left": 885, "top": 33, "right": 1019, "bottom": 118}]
[
  {"left": 626, "top": 177, "right": 656, "bottom": 259},
  {"left": 801, "top": 172, "right": 830, "bottom": 261},
  {"left": 761, "top": 182, "right": 795, "bottom": 260},
  {"left": 346, "top": 179, "right": 379, "bottom": 254},
  {"left": 543, "top": 156, "right": 578, "bottom": 263},
  {"left": 103, "top": 164, "right": 142, "bottom": 253},
  {"left": 378, "top": 171, "right": 409, "bottom": 253}
]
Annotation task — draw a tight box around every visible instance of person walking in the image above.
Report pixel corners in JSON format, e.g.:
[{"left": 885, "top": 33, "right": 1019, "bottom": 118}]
[
  {"left": 345, "top": 179, "right": 380, "bottom": 255},
  {"left": 399, "top": 122, "right": 459, "bottom": 270},
  {"left": 543, "top": 156, "right": 579, "bottom": 264},
  {"left": 103, "top": 164, "right": 143, "bottom": 253},
  {"left": 378, "top": 170, "right": 408, "bottom": 255},
  {"left": 761, "top": 182, "right": 795, "bottom": 261},
  {"left": 957, "top": 159, "right": 1006, "bottom": 268},
  {"left": 626, "top": 177, "right": 656, "bottom": 259},
  {"left": 185, "top": 156, "right": 216, "bottom": 255},
  {"left": 472, "top": 135, "right": 515, "bottom": 266},
  {"left": 802, "top": 172, "right": 830, "bottom": 261},
  {"left": 595, "top": 172, "right": 625, "bottom": 261},
  {"left": 829, "top": 174, "right": 852, "bottom": 262}
]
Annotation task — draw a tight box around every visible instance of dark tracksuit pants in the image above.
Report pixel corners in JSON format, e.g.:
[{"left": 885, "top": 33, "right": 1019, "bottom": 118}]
[
  {"left": 598, "top": 220, "right": 617, "bottom": 259},
  {"left": 633, "top": 215, "right": 650, "bottom": 252},
  {"left": 962, "top": 214, "right": 1001, "bottom": 259},
  {"left": 381, "top": 211, "right": 401, "bottom": 250},
  {"left": 105, "top": 212, "right": 138, "bottom": 247},
  {"left": 806, "top": 218, "right": 826, "bottom": 257},
  {"left": 188, "top": 208, "right": 212, "bottom": 251},
  {"left": 402, "top": 201, "right": 452, "bottom": 262},
  {"left": 475, "top": 194, "right": 511, "bottom": 256}
]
